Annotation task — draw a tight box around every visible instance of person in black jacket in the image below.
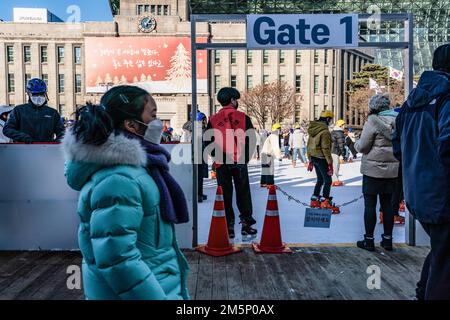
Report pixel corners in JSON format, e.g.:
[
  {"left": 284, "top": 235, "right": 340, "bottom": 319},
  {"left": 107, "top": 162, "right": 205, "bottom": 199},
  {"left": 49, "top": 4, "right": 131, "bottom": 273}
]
[{"left": 3, "top": 78, "right": 64, "bottom": 143}]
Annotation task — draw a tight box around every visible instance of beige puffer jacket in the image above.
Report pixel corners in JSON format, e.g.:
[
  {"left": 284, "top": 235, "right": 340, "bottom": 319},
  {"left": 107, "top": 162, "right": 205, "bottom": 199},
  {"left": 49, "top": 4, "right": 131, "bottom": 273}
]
[{"left": 355, "top": 113, "right": 399, "bottom": 178}]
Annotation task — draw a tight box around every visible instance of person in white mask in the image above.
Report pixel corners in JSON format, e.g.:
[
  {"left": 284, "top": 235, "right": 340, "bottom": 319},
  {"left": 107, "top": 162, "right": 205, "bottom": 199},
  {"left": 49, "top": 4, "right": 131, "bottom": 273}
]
[
  {"left": 3, "top": 78, "right": 64, "bottom": 143},
  {"left": 62, "top": 85, "right": 190, "bottom": 300},
  {"left": 0, "top": 106, "right": 13, "bottom": 143}
]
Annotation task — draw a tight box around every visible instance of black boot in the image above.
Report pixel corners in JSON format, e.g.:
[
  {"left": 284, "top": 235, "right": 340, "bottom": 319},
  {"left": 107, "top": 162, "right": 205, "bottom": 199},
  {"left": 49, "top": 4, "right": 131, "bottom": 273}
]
[
  {"left": 241, "top": 221, "right": 257, "bottom": 236},
  {"left": 380, "top": 234, "right": 393, "bottom": 251},
  {"left": 228, "top": 220, "right": 235, "bottom": 239},
  {"left": 357, "top": 235, "right": 375, "bottom": 252}
]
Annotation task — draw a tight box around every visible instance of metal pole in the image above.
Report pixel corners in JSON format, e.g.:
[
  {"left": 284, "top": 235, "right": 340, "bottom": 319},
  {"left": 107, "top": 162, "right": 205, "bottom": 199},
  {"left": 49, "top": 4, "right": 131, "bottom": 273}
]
[
  {"left": 405, "top": 13, "right": 415, "bottom": 246},
  {"left": 190, "top": 15, "right": 198, "bottom": 248}
]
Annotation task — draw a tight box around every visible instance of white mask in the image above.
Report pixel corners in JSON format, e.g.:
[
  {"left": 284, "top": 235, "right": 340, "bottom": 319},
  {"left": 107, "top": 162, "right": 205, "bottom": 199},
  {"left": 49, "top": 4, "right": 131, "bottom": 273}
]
[
  {"left": 30, "top": 95, "right": 46, "bottom": 107},
  {"left": 142, "top": 119, "right": 164, "bottom": 144}
]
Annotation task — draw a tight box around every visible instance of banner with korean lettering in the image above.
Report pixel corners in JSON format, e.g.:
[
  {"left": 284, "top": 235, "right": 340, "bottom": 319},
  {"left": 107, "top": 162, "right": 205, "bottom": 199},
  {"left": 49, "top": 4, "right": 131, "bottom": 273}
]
[{"left": 85, "top": 37, "right": 208, "bottom": 94}]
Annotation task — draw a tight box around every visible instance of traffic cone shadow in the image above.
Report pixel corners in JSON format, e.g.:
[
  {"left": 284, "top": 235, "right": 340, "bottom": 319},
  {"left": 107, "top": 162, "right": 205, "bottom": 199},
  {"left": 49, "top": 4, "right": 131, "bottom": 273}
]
[
  {"left": 196, "top": 186, "right": 242, "bottom": 257},
  {"left": 252, "top": 185, "right": 292, "bottom": 254}
]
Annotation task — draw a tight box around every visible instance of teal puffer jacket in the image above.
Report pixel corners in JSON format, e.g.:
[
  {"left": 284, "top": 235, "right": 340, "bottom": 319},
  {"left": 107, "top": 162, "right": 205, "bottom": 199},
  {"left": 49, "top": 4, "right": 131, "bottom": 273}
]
[{"left": 62, "top": 131, "right": 190, "bottom": 300}]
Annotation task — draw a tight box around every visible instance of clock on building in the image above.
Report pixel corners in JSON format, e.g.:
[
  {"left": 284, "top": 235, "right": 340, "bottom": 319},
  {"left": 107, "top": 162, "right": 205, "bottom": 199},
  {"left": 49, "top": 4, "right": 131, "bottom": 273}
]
[{"left": 138, "top": 16, "right": 157, "bottom": 33}]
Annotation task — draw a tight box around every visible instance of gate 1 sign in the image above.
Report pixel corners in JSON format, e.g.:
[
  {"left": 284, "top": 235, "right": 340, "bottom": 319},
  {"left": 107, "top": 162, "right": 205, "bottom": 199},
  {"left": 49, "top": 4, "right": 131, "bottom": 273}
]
[{"left": 247, "top": 14, "right": 359, "bottom": 49}]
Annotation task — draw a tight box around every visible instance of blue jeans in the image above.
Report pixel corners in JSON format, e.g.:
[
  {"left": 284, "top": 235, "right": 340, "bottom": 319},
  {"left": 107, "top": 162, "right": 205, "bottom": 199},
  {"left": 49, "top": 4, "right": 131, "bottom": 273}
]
[
  {"left": 301, "top": 147, "right": 308, "bottom": 162},
  {"left": 292, "top": 148, "right": 306, "bottom": 163}
]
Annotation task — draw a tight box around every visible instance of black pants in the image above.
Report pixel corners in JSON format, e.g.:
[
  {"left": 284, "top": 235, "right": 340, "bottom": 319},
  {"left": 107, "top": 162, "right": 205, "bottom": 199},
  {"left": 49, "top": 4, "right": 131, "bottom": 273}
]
[
  {"left": 363, "top": 194, "right": 394, "bottom": 237},
  {"left": 391, "top": 166, "right": 404, "bottom": 216},
  {"left": 311, "top": 157, "right": 331, "bottom": 199},
  {"left": 416, "top": 222, "right": 450, "bottom": 300},
  {"left": 216, "top": 164, "right": 253, "bottom": 227}
]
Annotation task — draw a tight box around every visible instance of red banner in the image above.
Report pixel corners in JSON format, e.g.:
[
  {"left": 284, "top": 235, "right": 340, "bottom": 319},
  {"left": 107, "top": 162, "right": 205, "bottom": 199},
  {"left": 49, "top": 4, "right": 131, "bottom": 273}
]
[{"left": 85, "top": 37, "right": 207, "bottom": 94}]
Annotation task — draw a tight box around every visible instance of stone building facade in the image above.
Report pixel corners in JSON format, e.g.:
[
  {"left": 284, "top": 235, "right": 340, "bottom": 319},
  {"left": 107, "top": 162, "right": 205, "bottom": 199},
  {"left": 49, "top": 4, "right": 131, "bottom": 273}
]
[{"left": 0, "top": 0, "right": 373, "bottom": 132}]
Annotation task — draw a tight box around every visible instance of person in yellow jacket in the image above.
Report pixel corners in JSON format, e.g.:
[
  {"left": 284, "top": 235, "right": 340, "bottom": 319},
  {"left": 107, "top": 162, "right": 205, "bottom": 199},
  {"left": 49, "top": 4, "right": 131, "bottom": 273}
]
[
  {"left": 260, "top": 123, "right": 283, "bottom": 187},
  {"left": 307, "top": 111, "right": 339, "bottom": 213}
]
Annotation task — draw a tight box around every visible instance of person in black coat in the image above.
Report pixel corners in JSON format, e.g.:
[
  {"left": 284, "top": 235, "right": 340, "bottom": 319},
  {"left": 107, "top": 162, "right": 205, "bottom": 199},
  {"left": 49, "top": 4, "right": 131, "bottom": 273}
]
[{"left": 3, "top": 78, "right": 64, "bottom": 143}]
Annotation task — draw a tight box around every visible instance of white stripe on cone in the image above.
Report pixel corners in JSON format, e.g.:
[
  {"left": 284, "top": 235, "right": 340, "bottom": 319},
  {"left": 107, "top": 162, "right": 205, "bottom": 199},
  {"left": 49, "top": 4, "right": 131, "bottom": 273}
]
[
  {"left": 215, "top": 195, "right": 224, "bottom": 201},
  {"left": 265, "top": 210, "right": 279, "bottom": 216},
  {"left": 267, "top": 195, "right": 277, "bottom": 201},
  {"left": 213, "top": 210, "right": 226, "bottom": 217}
]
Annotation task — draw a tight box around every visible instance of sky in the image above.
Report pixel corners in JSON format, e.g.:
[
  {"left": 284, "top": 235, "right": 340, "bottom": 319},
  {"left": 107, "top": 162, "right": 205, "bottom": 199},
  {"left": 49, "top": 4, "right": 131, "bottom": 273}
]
[{"left": 0, "top": 0, "right": 113, "bottom": 22}]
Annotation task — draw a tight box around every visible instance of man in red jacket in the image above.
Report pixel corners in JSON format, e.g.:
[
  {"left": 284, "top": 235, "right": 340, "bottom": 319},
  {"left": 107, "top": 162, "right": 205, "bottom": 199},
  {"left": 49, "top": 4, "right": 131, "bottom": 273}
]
[{"left": 206, "top": 87, "right": 257, "bottom": 239}]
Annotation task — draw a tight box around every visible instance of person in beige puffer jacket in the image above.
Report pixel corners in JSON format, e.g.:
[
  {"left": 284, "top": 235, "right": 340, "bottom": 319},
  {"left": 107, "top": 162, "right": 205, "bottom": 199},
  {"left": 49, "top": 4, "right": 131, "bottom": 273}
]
[{"left": 355, "top": 94, "right": 399, "bottom": 252}]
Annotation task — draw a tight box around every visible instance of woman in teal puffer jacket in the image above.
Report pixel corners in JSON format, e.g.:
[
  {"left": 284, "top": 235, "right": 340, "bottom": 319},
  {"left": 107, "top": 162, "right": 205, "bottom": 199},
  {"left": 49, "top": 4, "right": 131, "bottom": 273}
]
[{"left": 62, "top": 85, "right": 190, "bottom": 300}]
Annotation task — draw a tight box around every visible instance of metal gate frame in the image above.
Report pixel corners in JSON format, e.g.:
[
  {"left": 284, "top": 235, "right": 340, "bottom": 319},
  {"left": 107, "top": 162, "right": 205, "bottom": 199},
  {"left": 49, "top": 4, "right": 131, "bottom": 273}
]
[{"left": 190, "top": 13, "right": 415, "bottom": 247}]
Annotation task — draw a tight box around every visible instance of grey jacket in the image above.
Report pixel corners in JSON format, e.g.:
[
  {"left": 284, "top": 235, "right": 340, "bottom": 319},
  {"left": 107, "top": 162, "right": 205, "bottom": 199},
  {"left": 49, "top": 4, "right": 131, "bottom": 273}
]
[{"left": 355, "top": 112, "right": 399, "bottom": 178}]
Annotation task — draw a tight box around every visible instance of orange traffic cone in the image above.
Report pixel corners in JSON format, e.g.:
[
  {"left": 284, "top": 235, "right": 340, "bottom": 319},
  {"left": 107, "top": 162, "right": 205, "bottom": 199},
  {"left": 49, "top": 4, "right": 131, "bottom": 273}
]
[
  {"left": 196, "top": 186, "right": 241, "bottom": 257},
  {"left": 253, "top": 186, "right": 292, "bottom": 254}
]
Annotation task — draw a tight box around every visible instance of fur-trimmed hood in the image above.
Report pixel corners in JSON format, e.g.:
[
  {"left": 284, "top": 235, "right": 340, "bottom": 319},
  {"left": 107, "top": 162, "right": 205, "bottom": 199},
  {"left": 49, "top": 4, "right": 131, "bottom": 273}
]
[
  {"left": 62, "top": 130, "right": 147, "bottom": 191},
  {"left": 63, "top": 130, "right": 147, "bottom": 167}
]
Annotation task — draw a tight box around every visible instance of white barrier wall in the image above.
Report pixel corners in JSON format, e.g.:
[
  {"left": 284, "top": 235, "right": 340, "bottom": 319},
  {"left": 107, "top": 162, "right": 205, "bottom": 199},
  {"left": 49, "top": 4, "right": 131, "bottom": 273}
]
[{"left": 0, "top": 143, "right": 193, "bottom": 250}]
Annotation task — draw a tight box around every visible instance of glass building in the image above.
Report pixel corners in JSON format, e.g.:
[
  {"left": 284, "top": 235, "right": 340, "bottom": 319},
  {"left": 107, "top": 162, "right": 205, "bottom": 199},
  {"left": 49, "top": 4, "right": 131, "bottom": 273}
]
[{"left": 111, "top": 1, "right": 450, "bottom": 74}]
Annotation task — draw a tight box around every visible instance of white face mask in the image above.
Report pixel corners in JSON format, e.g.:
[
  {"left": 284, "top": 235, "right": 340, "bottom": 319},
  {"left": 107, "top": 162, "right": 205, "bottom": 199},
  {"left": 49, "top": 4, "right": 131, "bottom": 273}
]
[
  {"left": 30, "top": 95, "right": 46, "bottom": 107},
  {"left": 137, "top": 119, "right": 164, "bottom": 144}
]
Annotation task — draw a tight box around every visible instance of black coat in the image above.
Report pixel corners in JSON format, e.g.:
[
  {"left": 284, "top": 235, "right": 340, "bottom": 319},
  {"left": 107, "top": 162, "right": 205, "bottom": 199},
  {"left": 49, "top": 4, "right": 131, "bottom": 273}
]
[
  {"left": 2, "top": 102, "right": 64, "bottom": 143},
  {"left": 331, "top": 129, "right": 345, "bottom": 156}
]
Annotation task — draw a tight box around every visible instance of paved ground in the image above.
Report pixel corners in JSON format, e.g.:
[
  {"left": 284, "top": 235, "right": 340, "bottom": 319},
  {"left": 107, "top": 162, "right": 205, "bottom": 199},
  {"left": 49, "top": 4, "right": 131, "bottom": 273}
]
[
  {"left": 0, "top": 245, "right": 428, "bottom": 300},
  {"left": 198, "top": 158, "right": 406, "bottom": 244}
]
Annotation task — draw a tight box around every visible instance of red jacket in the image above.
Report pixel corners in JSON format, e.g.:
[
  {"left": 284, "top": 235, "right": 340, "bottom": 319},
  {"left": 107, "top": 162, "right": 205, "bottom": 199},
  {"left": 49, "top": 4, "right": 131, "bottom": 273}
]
[{"left": 207, "top": 105, "right": 255, "bottom": 166}]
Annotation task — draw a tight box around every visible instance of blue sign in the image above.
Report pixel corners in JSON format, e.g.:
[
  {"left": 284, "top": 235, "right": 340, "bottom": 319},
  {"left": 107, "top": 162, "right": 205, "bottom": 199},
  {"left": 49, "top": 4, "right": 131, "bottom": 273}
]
[
  {"left": 247, "top": 14, "right": 358, "bottom": 49},
  {"left": 304, "top": 208, "right": 332, "bottom": 228}
]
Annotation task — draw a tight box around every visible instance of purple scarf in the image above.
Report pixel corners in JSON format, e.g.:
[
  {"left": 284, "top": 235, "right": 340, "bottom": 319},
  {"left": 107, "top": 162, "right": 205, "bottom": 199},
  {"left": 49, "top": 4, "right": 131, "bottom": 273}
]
[{"left": 124, "top": 131, "right": 189, "bottom": 224}]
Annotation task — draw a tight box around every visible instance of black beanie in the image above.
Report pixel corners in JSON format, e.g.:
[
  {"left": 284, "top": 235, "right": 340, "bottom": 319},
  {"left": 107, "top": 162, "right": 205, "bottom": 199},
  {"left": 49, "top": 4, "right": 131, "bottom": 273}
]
[{"left": 432, "top": 44, "right": 450, "bottom": 72}]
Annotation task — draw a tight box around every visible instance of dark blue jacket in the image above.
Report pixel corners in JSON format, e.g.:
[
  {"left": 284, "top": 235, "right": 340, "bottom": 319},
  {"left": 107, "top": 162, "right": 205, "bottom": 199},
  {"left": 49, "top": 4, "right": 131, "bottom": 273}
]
[
  {"left": 393, "top": 71, "right": 450, "bottom": 224},
  {"left": 2, "top": 102, "right": 65, "bottom": 143}
]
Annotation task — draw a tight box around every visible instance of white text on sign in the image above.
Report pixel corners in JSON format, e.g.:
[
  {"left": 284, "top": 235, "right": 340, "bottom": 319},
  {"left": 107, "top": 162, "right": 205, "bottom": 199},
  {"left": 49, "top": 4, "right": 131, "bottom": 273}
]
[{"left": 247, "top": 14, "right": 359, "bottom": 49}]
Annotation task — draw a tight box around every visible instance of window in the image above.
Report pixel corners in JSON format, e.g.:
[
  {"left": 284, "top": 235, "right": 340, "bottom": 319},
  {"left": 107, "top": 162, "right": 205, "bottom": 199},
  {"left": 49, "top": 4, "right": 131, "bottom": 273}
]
[
  {"left": 215, "top": 51, "right": 220, "bottom": 64},
  {"left": 332, "top": 105, "right": 335, "bottom": 115},
  {"left": 59, "top": 104, "right": 65, "bottom": 116},
  {"left": 157, "top": 5, "right": 162, "bottom": 16},
  {"left": 324, "top": 76, "right": 329, "bottom": 94},
  {"left": 314, "top": 50, "right": 319, "bottom": 64},
  {"left": 40, "top": 46, "right": 48, "bottom": 63},
  {"left": 74, "top": 47, "right": 81, "bottom": 64},
  {"left": 24, "top": 74, "right": 31, "bottom": 88},
  {"left": 58, "top": 46, "right": 65, "bottom": 64},
  {"left": 324, "top": 105, "right": 328, "bottom": 110},
  {"left": 58, "top": 74, "right": 65, "bottom": 93},
  {"left": 279, "top": 75, "right": 285, "bottom": 82},
  {"left": 137, "top": 5, "right": 143, "bottom": 15},
  {"left": 263, "top": 50, "right": 269, "bottom": 64},
  {"left": 314, "top": 105, "right": 319, "bottom": 119},
  {"left": 42, "top": 74, "right": 48, "bottom": 87},
  {"left": 144, "top": 5, "right": 150, "bottom": 13},
  {"left": 295, "top": 75, "right": 301, "bottom": 93},
  {"left": 332, "top": 76, "right": 336, "bottom": 95},
  {"left": 230, "top": 50, "right": 237, "bottom": 64},
  {"left": 296, "top": 50, "right": 301, "bottom": 64},
  {"left": 353, "top": 55, "right": 357, "bottom": 72},
  {"left": 75, "top": 74, "right": 82, "bottom": 93},
  {"left": 314, "top": 75, "right": 319, "bottom": 94},
  {"left": 333, "top": 50, "right": 336, "bottom": 66},
  {"left": 279, "top": 50, "right": 285, "bottom": 64},
  {"left": 246, "top": 50, "right": 253, "bottom": 64},
  {"left": 151, "top": 5, "right": 156, "bottom": 14},
  {"left": 7, "top": 46, "right": 14, "bottom": 63},
  {"left": 163, "top": 5, "right": 169, "bottom": 15},
  {"left": 24, "top": 46, "right": 31, "bottom": 63},
  {"left": 214, "top": 75, "right": 221, "bottom": 92},
  {"left": 246, "top": 75, "right": 253, "bottom": 89},
  {"left": 263, "top": 75, "right": 269, "bottom": 84},
  {"left": 230, "top": 75, "right": 237, "bottom": 88},
  {"left": 8, "top": 74, "right": 15, "bottom": 93},
  {"left": 324, "top": 50, "right": 328, "bottom": 65}
]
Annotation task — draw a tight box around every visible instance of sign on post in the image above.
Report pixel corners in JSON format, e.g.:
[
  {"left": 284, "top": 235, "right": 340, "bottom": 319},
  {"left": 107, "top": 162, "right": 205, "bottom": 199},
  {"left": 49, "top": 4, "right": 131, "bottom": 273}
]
[
  {"left": 247, "top": 14, "right": 359, "bottom": 49},
  {"left": 304, "top": 208, "right": 332, "bottom": 228}
]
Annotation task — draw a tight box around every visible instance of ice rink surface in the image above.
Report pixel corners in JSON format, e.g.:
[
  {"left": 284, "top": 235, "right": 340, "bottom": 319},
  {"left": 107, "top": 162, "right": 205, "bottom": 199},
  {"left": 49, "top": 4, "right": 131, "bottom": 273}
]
[{"left": 198, "top": 158, "right": 405, "bottom": 245}]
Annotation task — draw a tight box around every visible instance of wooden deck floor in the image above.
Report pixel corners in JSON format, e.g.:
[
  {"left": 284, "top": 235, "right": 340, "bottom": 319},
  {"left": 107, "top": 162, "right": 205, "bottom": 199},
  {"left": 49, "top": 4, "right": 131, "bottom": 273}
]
[{"left": 0, "top": 245, "right": 429, "bottom": 300}]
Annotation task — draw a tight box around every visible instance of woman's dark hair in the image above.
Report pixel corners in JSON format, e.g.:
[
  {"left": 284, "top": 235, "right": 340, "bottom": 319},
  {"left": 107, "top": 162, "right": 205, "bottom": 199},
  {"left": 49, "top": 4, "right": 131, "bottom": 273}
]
[{"left": 72, "top": 85, "right": 150, "bottom": 145}]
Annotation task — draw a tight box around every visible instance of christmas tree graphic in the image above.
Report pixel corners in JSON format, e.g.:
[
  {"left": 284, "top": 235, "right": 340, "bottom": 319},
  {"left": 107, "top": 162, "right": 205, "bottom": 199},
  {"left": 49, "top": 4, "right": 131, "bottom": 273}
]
[{"left": 165, "top": 43, "right": 191, "bottom": 89}]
